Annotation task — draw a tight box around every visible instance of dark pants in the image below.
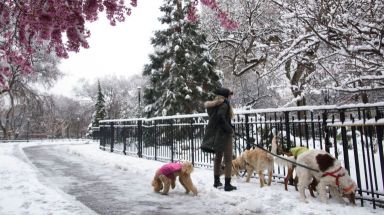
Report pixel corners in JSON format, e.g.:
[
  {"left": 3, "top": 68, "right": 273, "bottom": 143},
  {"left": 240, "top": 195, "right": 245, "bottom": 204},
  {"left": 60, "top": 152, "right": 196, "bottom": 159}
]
[{"left": 214, "top": 137, "right": 233, "bottom": 178}]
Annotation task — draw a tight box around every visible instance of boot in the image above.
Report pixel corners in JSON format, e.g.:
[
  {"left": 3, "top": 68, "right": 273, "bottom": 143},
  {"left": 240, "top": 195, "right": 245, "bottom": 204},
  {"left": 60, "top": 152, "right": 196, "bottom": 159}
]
[
  {"left": 213, "top": 175, "right": 223, "bottom": 188},
  {"left": 224, "top": 178, "right": 237, "bottom": 191}
]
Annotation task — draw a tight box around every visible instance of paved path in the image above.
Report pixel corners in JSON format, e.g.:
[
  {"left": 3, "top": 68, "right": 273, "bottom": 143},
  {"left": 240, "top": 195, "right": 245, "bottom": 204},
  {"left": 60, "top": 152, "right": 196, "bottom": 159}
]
[{"left": 23, "top": 145, "right": 200, "bottom": 215}]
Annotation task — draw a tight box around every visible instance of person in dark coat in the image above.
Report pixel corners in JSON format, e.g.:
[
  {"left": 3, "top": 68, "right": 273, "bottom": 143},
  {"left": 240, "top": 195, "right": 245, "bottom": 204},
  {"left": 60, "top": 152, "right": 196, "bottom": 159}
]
[{"left": 202, "top": 87, "right": 236, "bottom": 191}]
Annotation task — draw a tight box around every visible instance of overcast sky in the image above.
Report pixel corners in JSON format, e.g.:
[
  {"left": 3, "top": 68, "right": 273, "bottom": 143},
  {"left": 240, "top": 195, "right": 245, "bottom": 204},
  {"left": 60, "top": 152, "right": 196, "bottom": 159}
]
[{"left": 50, "top": 1, "right": 163, "bottom": 97}]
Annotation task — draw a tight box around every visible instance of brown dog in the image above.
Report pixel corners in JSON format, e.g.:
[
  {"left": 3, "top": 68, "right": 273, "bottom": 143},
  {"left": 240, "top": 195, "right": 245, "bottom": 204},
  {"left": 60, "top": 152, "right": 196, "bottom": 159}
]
[
  {"left": 284, "top": 164, "right": 318, "bottom": 197},
  {"left": 296, "top": 150, "right": 356, "bottom": 204},
  {"left": 151, "top": 161, "right": 198, "bottom": 195},
  {"left": 275, "top": 146, "right": 318, "bottom": 197},
  {"left": 231, "top": 153, "right": 247, "bottom": 177},
  {"left": 242, "top": 136, "right": 278, "bottom": 187}
]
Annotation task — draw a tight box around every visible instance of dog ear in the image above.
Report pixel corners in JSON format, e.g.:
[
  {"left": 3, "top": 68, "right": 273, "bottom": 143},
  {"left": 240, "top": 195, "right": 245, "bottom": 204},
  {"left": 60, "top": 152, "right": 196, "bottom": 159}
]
[
  {"left": 182, "top": 162, "right": 193, "bottom": 174},
  {"left": 315, "top": 153, "right": 335, "bottom": 172}
]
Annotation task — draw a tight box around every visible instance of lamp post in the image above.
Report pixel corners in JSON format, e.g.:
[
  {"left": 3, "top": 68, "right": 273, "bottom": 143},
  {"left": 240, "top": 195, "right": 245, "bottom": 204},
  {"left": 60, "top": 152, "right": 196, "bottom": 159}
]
[
  {"left": 27, "top": 118, "right": 30, "bottom": 142},
  {"left": 137, "top": 86, "right": 141, "bottom": 117},
  {"left": 77, "top": 117, "right": 80, "bottom": 139},
  {"left": 323, "top": 88, "right": 329, "bottom": 105}
]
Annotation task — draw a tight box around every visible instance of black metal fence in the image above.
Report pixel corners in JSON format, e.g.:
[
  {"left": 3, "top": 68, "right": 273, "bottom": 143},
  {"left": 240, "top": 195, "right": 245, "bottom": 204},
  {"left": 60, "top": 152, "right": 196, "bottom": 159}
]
[{"left": 97, "top": 103, "right": 384, "bottom": 209}]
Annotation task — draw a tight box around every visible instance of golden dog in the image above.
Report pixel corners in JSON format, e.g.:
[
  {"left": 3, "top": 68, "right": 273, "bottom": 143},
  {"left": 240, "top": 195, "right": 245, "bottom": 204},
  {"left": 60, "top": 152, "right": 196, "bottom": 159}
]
[
  {"left": 151, "top": 161, "right": 198, "bottom": 195},
  {"left": 231, "top": 153, "right": 247, "bottom": 177},
  {"left": 242, "top": 136, "right": 278, "bottom": 187}
]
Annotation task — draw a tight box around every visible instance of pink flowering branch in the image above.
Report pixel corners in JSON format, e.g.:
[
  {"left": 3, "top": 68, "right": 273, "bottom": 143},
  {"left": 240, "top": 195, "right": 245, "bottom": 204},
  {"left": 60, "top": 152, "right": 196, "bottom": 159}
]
[
  {"left": 199, "top": 0, "right": 238, "bottom": 30},
  {"left": 0, "top": 0, "right": 137, "bottom": 90},
  {"left": 0, "top": 0, "right": 236, "bottom": 90}
]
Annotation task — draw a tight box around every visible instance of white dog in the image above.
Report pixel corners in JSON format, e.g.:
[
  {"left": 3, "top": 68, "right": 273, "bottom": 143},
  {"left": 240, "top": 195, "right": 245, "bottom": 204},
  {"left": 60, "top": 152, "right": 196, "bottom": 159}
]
[{"left": 295, "top": 149, "right": 357, "bottom": 204}]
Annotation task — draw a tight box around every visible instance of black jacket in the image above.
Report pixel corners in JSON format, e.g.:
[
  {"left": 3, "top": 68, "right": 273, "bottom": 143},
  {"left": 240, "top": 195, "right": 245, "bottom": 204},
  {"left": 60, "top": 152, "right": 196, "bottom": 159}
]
[{"left": 201, "top": 96, "right": 233, "bottom": 153}]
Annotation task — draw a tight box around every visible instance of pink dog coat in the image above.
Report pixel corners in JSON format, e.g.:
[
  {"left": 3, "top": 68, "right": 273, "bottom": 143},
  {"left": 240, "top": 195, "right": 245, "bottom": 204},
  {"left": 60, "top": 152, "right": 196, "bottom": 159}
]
[{"left": 159, "top": 163, "right": 183, "bottom": 179}]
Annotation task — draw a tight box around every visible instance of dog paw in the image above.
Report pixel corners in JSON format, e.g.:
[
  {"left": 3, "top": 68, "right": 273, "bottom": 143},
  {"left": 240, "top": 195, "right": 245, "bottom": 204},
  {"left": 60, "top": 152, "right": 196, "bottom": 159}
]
[{"left": 161, "top": 192, "right": 168, "bottom": 195}]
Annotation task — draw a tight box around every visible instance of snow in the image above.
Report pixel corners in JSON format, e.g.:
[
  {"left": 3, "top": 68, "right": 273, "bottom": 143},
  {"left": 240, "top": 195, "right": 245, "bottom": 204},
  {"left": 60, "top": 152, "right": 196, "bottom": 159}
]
[
  {"left": 0, "top": 140, "right": 95, "bottom": 215},
  {"left": 99, "top": 102, "right": 384, "bottom": 126},
  {"left": 0, "top": 140, "right": 382, "bottom": 214}
]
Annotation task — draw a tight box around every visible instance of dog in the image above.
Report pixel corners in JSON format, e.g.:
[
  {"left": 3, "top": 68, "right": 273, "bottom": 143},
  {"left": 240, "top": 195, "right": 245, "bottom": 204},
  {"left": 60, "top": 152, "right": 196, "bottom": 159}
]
[
  {"left": 231, "top": 153, "right": 247, "bottom": 177},
  {"left": 219, "top": 153, "right": 246, "bottom": 178},
  {"left": 295, "top": 149, "right": 357, "bottom": 204},
  {"left": 151, "top": 161, "right": 198, "bottom": 195},
  {"left": 242, "top": 135, "right": 278, "bottom": 187},
  {"left": 275, "top": 147, "right": 318, "bottom": 197}
]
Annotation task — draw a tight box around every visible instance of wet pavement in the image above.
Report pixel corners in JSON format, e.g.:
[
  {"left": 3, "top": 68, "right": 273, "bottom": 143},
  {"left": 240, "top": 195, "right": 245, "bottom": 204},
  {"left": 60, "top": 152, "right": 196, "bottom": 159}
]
[{"left": 23, "top": 145, "right": 199, "bottom": 215}]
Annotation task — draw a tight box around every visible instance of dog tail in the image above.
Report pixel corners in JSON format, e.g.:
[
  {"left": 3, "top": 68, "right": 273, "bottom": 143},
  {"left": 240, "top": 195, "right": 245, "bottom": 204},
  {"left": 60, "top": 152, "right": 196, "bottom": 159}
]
[{"left": 274, "top": 155, "right": 295, "bottom": 168}]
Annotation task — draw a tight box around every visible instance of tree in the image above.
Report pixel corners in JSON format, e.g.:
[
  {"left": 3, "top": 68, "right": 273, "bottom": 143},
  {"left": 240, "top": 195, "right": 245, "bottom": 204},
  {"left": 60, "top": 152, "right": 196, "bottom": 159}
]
[
  {"left": 92, "top": 81, "right": 106, "bottom": 127},
  {"left": 0, "top": 1, "right": 137, "bottom": 89},
  {"left": 143, "top": 0, "right": 221, "bottom": 117},
  {"left": 0, "top": 0, "right": 235, "bottom": 91},
  {"left": 75, "top": 74, "right": 145, "bottom": 119},
  {"left": 0, "top": 46, "right": 61, "bottom": 139},
  {"left": 200, "top": 0, "right": 288, "bottom": 108},
  {"left": 272, "top": 0, "right": 384, "bottom": 104},
  {"left": 201, "top": 0, "right": 384, "bottom": 107}
]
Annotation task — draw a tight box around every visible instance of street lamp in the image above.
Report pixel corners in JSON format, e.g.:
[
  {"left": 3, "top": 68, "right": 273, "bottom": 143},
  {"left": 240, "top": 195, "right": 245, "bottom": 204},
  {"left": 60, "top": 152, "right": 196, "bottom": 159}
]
[
  {"left": 322, "top": 88, "right": 329, "bottom": 105},
  {"left": 27, "top": 118, "right": 30, "bottom": 142},
  {"left": 77, "top": 117, "right": 80, "bottom": 139},
  {"left": 137, "top": 86, "right": 141, "bottom": 116}
]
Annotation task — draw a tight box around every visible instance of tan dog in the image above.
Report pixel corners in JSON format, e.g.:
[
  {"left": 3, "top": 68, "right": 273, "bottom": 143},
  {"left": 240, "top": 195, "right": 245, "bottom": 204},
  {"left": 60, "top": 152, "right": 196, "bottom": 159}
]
[
  {"left": 296, "top": 150, "right": 357, "bottom": 204},
  {"left": 151, "top": 161, "right": 198, "bottom": 195},
  {"left": 243, "top": 135, "right": 278, "bottom": 187},
  {"left": 231, "top": 153, "right": 247, "bottom": 177}
]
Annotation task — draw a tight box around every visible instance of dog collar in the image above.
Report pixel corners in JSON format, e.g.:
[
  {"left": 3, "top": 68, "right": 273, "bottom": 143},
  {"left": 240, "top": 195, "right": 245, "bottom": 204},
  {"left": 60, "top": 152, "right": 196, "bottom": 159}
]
[
  {"left": 322, "top": 166, "right": 345, "bottom": 186},
  {"left": 342, "top": 183, "right": 355, "bottom": 194}
]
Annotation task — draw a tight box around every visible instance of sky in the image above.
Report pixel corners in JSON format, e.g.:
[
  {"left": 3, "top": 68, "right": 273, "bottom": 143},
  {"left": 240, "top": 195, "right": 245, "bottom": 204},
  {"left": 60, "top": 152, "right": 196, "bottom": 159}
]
[
  {"left": 0, "top": 140, "right": 382, "bottom": 214},
  {"left": 50, "top": 1, "right": 164, "bottom": 98}
]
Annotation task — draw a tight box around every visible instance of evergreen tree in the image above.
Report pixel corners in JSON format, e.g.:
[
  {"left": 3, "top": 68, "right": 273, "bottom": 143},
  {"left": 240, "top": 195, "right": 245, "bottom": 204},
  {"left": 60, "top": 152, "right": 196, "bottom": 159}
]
[
  {"left": 143, "top": 0, "right": 221, "bottom": 117},
  {"left": 92, "top": 80, "right": 106, "bottom": 127}
]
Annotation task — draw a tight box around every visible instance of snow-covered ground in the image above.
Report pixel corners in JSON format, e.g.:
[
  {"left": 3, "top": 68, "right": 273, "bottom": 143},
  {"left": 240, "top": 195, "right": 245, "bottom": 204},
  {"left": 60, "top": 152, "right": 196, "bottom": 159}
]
[
  {"left": 0, "top": 140, "right": 382, "bottom": 215},
  {"left": 0, "top": 140, "right": 95, "bottom": 215}
]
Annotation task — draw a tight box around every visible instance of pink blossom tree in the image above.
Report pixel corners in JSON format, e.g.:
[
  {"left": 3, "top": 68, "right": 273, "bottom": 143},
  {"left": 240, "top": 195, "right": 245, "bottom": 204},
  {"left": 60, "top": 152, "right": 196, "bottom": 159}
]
[{"left": 0, "top": 0, "right": 236, "bottom": 91}]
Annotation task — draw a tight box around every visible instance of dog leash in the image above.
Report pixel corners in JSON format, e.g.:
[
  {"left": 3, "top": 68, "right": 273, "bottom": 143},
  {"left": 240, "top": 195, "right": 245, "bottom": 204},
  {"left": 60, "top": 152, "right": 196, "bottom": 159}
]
[
  {"left": 234, "top": 133, "right": 319, "bottom": 173},
  {"left": 253, "top": 145, "right": 320, "bottom": 173}
]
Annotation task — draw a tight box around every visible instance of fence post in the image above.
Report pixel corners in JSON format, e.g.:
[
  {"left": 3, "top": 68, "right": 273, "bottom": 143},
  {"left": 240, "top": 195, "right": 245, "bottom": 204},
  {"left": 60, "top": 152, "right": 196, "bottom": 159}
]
[
  {"left": 154, "top": 121, "right": 157, "bottom": 161},
  {"left": 190, "top": 118, "right": 195, "bottom": 166},
  {"left": 350, "top": 114, "right": 363, "bottom": 206},
  {"left": 170, "top": 120, "right": 174, "bottom": 163},
  {"left": 137, "top": 120, "right": 143, "bottom": 158},
  {"left": 245, "top": 114, "right": 250, "bottom": 142},
  {"left": 310, "top": 112, "right": 316, "bottom": 149},
  {"left": 284, "top": 111, "right": 291, "bottom": 149},
  {"left": 339, "top": 109, "right": 350, "bottom": 172},
  {"left": 98, "top": 124, "right": 102, "bottom": 149},
  {"left": 322, "top": 110, "right": 330, "bottom": 153},
  {"left": 122, "top": 124, "right": 127, "bottom": 155},
  {"left": 245, "top": 114, "right": 250, "bottom": 149},
  {"left": 110, "top": 122, "right": 114, "bottom": 152},
  {"left": 99, "top": 124, "right": 105, "bottom": 150},
  {"left": 375, "top": 107, "right": 384, "bottom": 191}
]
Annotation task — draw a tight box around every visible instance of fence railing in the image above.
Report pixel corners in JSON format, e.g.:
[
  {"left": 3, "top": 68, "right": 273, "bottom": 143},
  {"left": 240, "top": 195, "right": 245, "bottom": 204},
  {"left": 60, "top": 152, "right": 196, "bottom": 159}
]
[{"left": 97, "top": 102, "right": 384, "bottom": 209}]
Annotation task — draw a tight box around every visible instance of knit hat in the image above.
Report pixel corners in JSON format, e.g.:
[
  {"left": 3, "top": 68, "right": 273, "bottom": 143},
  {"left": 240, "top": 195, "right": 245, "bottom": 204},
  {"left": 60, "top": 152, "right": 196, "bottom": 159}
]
[{"left": 215, "top": 87, "right": 233, "bottom": 98}]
